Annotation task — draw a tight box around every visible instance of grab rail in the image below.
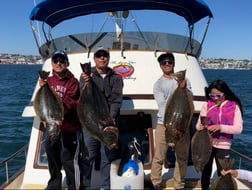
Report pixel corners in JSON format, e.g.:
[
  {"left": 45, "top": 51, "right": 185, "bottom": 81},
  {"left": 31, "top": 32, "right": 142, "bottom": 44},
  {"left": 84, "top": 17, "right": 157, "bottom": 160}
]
[
  {"left": 0, "top": 144, "right": 251, "bottom": 185},
  {"left": 0, "top": 144, "right": 28, "bottom": 183},
  {"left": 230, "top": 148, "right": 252, "bottom": 169}
]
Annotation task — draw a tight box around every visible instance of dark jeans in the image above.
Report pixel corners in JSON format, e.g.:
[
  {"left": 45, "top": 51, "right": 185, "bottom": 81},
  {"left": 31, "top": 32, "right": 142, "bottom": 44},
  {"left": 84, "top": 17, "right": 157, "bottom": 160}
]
[
  {"left": 201, "top": 147, "right": 230, "bottom": 190},
  {"left": 45, "top": 131, "right": 81, "bottom": 190},
  {"left": 81, "top": 129, "right": 118, "bottom": 189}
]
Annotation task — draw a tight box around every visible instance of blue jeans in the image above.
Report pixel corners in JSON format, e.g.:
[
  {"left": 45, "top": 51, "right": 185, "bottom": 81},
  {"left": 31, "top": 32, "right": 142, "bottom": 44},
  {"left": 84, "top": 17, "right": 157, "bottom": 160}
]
[{"left": 81, "top": 129, "right": 118, "bottom": 189}]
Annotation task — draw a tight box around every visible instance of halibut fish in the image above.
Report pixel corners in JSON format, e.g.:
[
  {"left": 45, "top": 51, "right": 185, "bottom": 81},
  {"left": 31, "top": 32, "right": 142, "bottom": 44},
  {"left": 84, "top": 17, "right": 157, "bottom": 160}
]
[
  {"left": 77, "top": 62, "right": 118, "bottom": 150},
  {"left": 164, "top": 70, "right": 194, "bottom": 147},
  {"left": 34, "top": 71, "right": 64, "bottom": 141},
  {"left": 191, "top": 116, "right": 212, "bottom": 172},
  {"left": 191, "top": 117, "right": 212, "bottom": 172},
  {"left": 214, "top": 157, "right": 237, "bottom": 190}
]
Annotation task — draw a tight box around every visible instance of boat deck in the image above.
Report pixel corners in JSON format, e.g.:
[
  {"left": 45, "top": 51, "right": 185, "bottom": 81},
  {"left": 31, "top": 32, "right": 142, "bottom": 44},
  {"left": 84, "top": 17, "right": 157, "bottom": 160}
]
[
  {"left": 144, "top": 177, "right": 202, "bottom": 189},
  {"left": 7, "top": 175, "right": 202, "bottom": 190},
  {"left": 3, "top": 168, "right": 251, "bottom": 190},
  {"left": 3, "top": 172, "right": 24, "bottom": 190}
]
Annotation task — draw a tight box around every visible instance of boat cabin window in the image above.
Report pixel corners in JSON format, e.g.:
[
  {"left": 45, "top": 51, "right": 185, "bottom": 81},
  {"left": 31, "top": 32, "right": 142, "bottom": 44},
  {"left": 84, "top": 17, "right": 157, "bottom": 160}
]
[
  {"left": 117, "top": 112, "right": 153, "bottom": 167},
  {"left": 37, "top": 129, "right": 48, "bottom": 167}
]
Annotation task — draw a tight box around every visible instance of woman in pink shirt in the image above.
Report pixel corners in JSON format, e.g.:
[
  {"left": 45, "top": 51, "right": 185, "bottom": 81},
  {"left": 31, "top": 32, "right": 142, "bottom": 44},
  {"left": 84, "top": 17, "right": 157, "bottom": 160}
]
[{"left": 196, "top": 79, "right": 243, "bottom": 190}]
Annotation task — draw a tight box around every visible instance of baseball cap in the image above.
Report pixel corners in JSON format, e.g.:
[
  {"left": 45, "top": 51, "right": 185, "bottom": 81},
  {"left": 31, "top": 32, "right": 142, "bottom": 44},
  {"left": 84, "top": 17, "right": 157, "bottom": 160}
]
[
  {"left": 51, "top": 50, "right": 69, "bottom": 61},
  {"left": 94, "top": 47, "right": 110, "bottom": 58},
  {"left": 157, "top": 52, "right": 175, "bottom": 64}
]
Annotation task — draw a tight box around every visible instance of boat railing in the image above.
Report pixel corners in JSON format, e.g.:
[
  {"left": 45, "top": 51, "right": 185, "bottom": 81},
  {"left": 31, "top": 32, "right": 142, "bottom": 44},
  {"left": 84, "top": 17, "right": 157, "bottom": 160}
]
[
  {"left": 230, "top": 148, "right": 252, "bottom": 170},
  {"left": 0, "top": 144, "right": 28, "bottom": 184},
  {"left": 0, "top": 144, "right": 251, "bottom": 185}
]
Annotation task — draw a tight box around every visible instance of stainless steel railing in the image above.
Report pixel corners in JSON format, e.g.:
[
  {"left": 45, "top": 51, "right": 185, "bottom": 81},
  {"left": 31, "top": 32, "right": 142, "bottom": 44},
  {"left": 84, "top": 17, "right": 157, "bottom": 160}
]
[
  {"left": 230, "top": 148, "right": 252, "bottom": 169},
  {"left": 0, "top": 144, "right": 28, "bottom": 184},
  {"left": 0, "top": 144, "right": 251, "bottom": 186}
]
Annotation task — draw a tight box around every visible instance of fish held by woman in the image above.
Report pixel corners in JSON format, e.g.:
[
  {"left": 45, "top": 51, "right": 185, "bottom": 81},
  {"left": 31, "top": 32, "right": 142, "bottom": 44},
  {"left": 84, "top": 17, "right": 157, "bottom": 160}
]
[
  {"left": 33, "top": 70, "right": 64, "bottom": 141},
  {"left": 77, "top": 62, "right": 118, "bottom": 150},
  {"left": 164, "top": 70, "right": 194, "bottom": 147},
  {"left": 191, "top": 116, "right": 212, "bottom": 172},
  {"left": 214, "top": 157, "right": 237, "bottom": 190}
]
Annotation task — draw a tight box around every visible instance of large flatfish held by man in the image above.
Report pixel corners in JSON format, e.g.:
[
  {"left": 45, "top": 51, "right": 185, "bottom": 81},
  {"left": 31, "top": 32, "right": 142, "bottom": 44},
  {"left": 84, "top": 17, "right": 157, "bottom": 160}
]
[
  {"left": 191, "top": 116, "right": 212, "bottom": 172},
  {"left": 34, "top": 70, "right": 64, "bottom": 141},
  {"left": 77, "top": 62, "right": 118, "bottom": 150},
  {"left": 164, "top": 70, "right": 194, "bottom": 147},
  {"left": 214, "top": 157, "right": 237, "bottom": 190}
]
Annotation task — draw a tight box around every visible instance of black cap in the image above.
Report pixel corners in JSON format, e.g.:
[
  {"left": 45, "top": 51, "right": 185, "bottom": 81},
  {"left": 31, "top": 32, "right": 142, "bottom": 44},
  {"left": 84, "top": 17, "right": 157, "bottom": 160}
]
[
  {"left": 157, "top": 52, "right": 174, "bottom": 64},
  {"left": 52, "top": 50, "right": 69, "bottom": 61}
]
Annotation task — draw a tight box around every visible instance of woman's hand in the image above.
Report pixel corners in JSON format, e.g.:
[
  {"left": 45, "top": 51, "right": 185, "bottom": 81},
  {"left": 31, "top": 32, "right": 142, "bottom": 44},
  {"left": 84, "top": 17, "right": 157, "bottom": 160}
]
[
  {"left": 197, "top": 123, "right": 205, "bottom": 131},
  {"left": 208, "top": 124, "right": 221, "bottom": 133}
]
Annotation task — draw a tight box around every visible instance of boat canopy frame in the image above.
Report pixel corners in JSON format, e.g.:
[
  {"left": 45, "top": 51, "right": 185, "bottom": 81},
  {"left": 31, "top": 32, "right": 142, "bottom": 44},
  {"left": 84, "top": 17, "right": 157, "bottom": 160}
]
[
  {"left": 30, "top": 0, "right": 213, "bottom": 28},
  {"left": 29, "top": 0, "right": 213, "bottom": 58}
]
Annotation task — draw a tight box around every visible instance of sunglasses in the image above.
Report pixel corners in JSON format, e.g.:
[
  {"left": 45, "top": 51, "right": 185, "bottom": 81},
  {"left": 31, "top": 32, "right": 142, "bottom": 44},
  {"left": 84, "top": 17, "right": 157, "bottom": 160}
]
[
  {"left": 161, "top": 60, "right": 174, "bottom": 65},
  {"left": 95, "top": 52, "right": 109, "bottom": 58},
  {"left": 209, "top": 93, "right": 224, "bottom": 99},
  {"left": 53, "top": 59, "right": 66, "bottom": 64}
]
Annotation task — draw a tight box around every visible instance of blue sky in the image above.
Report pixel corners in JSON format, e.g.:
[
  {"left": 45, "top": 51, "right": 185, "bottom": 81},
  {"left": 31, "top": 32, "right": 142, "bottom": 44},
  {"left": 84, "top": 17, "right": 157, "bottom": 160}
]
[{"left": 1, "top": 0, "right": 252, "bottom": 60}]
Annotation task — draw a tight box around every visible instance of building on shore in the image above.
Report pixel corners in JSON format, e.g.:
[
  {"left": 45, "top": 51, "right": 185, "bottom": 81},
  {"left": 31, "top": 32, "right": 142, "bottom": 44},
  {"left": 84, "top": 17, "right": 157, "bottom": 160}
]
[
  {"left": 200, "top": 58, "right": 252, "bottom": 69},
  {"left": 1, "top": 53, "right": 252, "bottom": 69},
  {"left": 0, "top": 53, "right": 41, "bottom": 65}
]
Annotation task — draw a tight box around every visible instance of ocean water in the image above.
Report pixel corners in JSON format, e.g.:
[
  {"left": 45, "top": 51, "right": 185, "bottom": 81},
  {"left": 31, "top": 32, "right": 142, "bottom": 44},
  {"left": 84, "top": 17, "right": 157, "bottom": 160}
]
[
  {"left": 0, "top": 65, "right": 252, "bottom": 184},
  {"left": 0, "top": 64, "right": 41, "bottom": 184}
]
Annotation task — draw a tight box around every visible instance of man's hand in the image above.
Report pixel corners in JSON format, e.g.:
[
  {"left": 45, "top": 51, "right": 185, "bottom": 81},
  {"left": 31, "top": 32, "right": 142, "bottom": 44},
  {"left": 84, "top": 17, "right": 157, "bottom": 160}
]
[
  {"left": 39, "top": 79, "right": 47, "bottom": 87},
  {"left": 179, "top": 80, "right": 187, "bottom": 88},
  {"left": 81, "top": 72, "right": 93, "bottom": 82},
  {"left": 221, "top": 169, "right": 238, "bottom": 177}
]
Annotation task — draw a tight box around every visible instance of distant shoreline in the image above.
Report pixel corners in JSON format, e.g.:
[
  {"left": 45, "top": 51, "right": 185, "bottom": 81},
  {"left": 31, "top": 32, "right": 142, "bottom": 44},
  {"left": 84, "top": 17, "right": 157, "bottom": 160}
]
[
  {"left": 0, "top": 53, "right": 41, "bottom": 65},
  {"left": 0, "top": 63, "right": 42, "bottom": 65},
  {"left": 200, "top": 58, "right": 252, "bottom": 69},
  {"left": 1, "top": 53, "right": 252, "bottom": 69}
]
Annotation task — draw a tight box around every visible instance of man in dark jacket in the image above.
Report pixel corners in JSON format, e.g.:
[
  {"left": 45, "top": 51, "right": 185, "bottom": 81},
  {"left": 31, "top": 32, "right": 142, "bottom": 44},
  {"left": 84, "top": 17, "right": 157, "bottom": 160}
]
[{"left": 79, "top": 48, "right": 123, "bottom": 190}]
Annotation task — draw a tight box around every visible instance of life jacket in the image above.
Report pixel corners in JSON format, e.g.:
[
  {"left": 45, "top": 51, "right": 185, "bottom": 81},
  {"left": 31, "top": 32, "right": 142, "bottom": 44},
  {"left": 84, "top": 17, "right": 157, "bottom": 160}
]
[{"left": 207, "top": 100, "right": 236, "bottom": 140}]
